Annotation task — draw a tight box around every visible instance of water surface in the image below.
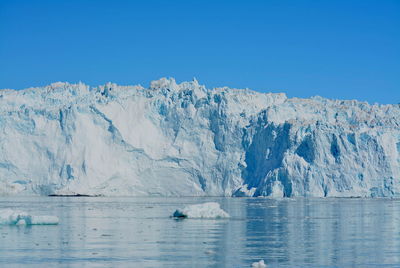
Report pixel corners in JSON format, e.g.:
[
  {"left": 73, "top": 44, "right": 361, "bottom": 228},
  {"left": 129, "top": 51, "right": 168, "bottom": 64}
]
[{"left": 0, "top": 197, "right": 399, "bottom": 267}]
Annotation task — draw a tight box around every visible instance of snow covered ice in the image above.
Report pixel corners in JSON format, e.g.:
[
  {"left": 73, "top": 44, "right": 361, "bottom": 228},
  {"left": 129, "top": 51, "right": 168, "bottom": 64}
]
[
  {"left": 0, "top": 78, "right": 399, "bottom": 197},
  {"left": 172, "top": 202, "right": 230, "bottom": 219},
  {"left": 0, "top": 209, "right": 59, "bottom": 225}
]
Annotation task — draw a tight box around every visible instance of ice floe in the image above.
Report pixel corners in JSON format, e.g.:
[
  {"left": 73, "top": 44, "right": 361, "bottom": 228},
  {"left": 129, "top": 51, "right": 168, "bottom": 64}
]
[
  {"left": 172, "top": 202, "right": 230, "bottom": 219},
  {"left": 251, "top": 260, "right": 267, "bottom": 267},
  {"left": 0, "top": 209, "right": 59, "bottom": 225}
]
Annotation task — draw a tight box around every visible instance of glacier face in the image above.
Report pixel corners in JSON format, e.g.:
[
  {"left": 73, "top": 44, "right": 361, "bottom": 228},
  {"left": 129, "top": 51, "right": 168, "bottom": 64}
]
[{"left": 0, "top": 78, "right": 399, "bottom": 197}]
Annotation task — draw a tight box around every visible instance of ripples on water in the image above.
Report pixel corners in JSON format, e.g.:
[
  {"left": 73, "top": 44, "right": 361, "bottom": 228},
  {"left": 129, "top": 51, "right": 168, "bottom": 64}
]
[{"left": 0, "top": 197, "right": 399, "bottom": 267}]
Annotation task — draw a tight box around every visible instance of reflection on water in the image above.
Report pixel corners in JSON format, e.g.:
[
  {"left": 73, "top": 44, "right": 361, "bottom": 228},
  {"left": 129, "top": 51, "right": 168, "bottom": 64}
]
[{"left": 0, "top": 197, "right": 399, "bottom": 267}]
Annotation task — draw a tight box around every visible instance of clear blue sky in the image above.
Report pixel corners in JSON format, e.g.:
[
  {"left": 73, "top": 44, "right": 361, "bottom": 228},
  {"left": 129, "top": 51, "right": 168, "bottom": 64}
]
[{"left": 0, "top": 0, "right": 399, "bottom": 104}]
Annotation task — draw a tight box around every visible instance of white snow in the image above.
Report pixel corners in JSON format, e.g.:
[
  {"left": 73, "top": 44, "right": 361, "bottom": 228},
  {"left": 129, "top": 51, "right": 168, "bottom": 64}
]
[
  {"left": 0, "top": 209, "right": 59, "bottom": 225},
  {"left": 0, "top": 78, "right": 399, "bottom": 197},
  {"left": 251, "top": 260, "right": 267, "bottom": 267},
  {"left": 172, "top": 202, "right": 230, "bottom": 218}
]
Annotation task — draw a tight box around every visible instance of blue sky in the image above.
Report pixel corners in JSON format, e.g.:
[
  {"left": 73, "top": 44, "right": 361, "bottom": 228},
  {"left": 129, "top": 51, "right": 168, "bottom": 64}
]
[{"left": 0, "top": 0, "right": 399, "bottom": 104}]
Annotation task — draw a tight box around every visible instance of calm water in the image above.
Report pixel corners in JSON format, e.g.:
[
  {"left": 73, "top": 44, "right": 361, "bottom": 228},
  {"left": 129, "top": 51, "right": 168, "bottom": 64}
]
[{"left": 0, "top": 197, "right": 399, "bottom": 268}]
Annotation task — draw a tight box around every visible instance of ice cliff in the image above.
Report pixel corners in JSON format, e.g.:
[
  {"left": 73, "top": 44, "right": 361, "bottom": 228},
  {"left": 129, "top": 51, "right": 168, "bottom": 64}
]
[{"left": 0, "top": 78, "right": 399, "bottom": 197}]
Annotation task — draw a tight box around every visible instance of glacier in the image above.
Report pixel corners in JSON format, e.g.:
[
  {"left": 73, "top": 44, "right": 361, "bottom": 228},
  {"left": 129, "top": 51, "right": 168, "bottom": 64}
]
[{"left": 0, "top": 78, "right": 399, "bottom": 197}]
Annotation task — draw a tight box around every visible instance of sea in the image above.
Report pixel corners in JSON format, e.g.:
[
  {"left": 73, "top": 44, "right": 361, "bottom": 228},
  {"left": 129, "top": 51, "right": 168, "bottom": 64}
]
[{"left": 0, "top": 197, "right": 399, "bottom": 267}]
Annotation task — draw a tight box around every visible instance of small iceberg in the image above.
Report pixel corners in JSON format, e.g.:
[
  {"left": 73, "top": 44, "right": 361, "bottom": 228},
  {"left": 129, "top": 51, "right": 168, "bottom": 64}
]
[
  {"left": 0, "top": 209, "right": 59, "bottom": 225},
  {"left": 172, "top": 202, "right": 230, "bottom": 219},
  {"left": 251, "top": 260, "right": 267, "bottom": 267}
]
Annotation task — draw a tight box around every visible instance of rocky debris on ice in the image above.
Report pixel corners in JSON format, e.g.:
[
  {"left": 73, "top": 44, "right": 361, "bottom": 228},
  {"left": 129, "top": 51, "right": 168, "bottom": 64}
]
[
  {"left": 0, "top": 209, "right": 59, "bottom": 225},
  {"left": 172, "top": 202, "right": 230, "bottom": 219},
  {"left": 251, "top": 260, "right": 267, "bottom": 267}
]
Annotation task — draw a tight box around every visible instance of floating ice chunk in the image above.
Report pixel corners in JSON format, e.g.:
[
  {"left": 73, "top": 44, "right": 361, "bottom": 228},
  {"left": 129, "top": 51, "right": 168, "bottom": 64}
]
[
  {"left": 0, "top": 209, "right": 59, "bottom": 225},
  {"left": 30, "top": 215, "right": 59, "bottom": 225},
  {"left": 172, "top": 202, "right": 230, "bottom": 219},
  {"left": 251, "top": 260, "right": 267, "bottom": 267},
  {"left": 16, "top": 219, "right": 27, "bottom": 225},
  {"left": 204, "top": 249, "right": 216, "bottom": 255}
]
